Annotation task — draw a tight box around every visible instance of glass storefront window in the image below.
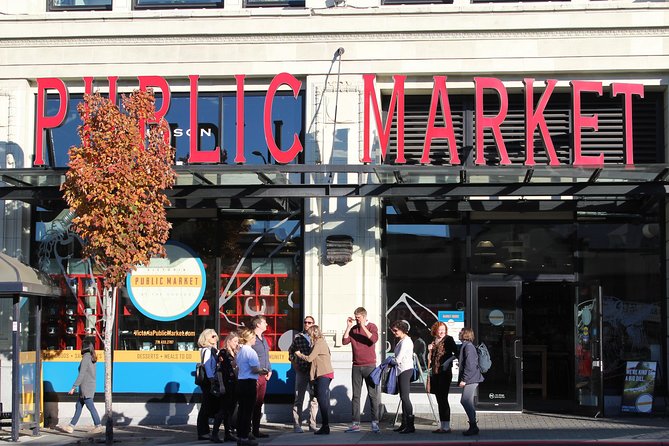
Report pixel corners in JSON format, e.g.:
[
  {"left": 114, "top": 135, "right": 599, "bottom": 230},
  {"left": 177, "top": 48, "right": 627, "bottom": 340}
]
[
  {"left": 578, "top": 220, "right": 663, "bottom": 397},
  {"left": 45, "top": 90, "right": 304, "bottom": 167},
  {"left": 470, "top": 222, "right": 575, "bottom": 275},
  {"left": 384, "top": 212, "right": 467, "bottom": 368}
]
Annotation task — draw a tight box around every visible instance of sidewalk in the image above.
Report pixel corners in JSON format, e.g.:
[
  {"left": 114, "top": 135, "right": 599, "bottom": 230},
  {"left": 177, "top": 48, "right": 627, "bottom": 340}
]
[{"left": 3, "top": 412, "right": 668, "bottom": 446}]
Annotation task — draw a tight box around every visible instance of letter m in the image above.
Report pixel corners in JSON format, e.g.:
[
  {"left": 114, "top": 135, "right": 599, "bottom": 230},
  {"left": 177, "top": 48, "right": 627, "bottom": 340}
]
[{"left": 362, "top": 74, "right": 406, "bottom": 163}]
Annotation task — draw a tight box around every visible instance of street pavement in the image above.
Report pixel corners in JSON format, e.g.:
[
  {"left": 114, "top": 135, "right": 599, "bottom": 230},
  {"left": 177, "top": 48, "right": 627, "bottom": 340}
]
[{"left": 2, "top": 412, "right": 668, "bottom": 445}]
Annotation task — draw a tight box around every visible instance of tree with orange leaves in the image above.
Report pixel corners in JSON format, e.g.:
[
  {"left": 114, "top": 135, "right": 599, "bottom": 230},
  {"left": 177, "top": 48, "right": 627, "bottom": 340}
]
[{"left": 61, "top": 90, "right": 175, "bottom": 442}]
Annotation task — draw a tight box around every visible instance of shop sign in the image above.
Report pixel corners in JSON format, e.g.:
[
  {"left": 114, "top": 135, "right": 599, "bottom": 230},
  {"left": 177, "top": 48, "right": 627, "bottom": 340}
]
[
  {"left": 621, "top": 361, "right": 657, "bottom": 414},
  {"left": 126, "top": 242, "right": 206, "bottom": 322},
  {"left": 438, "top": 310, "right": 464, "bottom": 340},
  {"left": 34, "top": 74, "right": 644, "bottom": 167}
]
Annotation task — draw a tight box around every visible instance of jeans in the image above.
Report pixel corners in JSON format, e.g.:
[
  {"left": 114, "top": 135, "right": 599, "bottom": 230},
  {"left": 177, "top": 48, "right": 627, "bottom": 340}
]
[
  {"left": 292, "top": 370, "right": 318, "bottom": 429},
  {"left": 237, "top": 379, "right": 257, "bottom": 439},
  {"left": 397, "top": 369, "right": 413, "bottom": 418},
  {"left": 460, "top": 383, "right": 478, "bottom": 423},
  {"left": 350, "top": 365, "right": 379, "bottom": 423},
  {"left": 70, "top": 396, "right": 101, "bottom": 426},
  {"left": 314, "top": 376, "right": 332, "bottom": 427}
]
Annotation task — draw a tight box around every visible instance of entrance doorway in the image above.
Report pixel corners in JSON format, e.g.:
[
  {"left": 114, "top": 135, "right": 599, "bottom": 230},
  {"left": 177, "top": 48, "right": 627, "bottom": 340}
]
[
  {"left": 470, "top": 277, "right": 583, "bottom": 413},
  {"left": 521, "top": 281, "right": 575, "bottom": 413}
]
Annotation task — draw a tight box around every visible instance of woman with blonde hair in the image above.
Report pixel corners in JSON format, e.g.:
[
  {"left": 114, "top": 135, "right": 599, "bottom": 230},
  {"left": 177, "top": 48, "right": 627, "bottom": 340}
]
[
  {"left": 458, "top": 327, "right": 484, "bottom": 436},
  {"left": 211, "top": 331, "right": 239, "bottom": 443},
  {"left": 196, "top": 328, "right": 219, "bottom": 441},
  {"left": 428, "top": 321, "right": 458, "bottom": 433},
  {"left": 236, "top": 328, "right": 269, "bottom": 446},
  {"left": 295, "top": 325, "right": 334, "bottom": 435}
]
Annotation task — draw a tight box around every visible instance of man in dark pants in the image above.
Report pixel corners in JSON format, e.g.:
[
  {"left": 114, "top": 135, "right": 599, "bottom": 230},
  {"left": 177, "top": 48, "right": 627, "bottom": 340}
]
[
  {"left": 288, "top": 315, "right": 318, "bottom": 433},
  {"left": 342, "top": 307, "right": 381, "bottom": 434},
  {"left": 250, "top": 315, "right": 271, "bottom": 439}
]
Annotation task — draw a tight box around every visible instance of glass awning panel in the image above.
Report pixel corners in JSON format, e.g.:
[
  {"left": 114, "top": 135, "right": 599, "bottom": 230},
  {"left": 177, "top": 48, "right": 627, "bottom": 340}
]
[{"left": 0, "top": 164, "right": 666, "bottom": 192}]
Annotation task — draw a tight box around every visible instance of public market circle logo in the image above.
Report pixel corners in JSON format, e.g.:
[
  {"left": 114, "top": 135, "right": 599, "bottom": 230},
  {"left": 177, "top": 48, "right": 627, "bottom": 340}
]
[{"left": 126, "top": 242, "right": 206, "bottom": 321}]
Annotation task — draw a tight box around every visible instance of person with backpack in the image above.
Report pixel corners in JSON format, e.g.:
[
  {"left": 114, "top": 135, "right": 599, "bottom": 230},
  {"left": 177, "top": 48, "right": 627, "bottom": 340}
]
[
  {"left": 211, "top": 331, "right": 239, "bottom": 443},
  {"left": 196, "top": 328, "right": 220, "bottom": 441},
  {"left": 458, "top": 327, "right": 484, "bottom": 436}
]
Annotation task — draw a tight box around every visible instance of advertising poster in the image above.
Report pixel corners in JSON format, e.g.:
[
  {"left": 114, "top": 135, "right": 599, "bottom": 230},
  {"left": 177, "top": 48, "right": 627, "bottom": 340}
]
[{"left": 621, "top": 361, "right": 657, "bottom": 414}]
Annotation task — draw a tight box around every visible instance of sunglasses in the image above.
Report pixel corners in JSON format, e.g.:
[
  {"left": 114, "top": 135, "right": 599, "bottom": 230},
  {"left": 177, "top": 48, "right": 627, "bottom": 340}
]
[{"left": 304, "top": 320, "right": 314, "bottom": 325}]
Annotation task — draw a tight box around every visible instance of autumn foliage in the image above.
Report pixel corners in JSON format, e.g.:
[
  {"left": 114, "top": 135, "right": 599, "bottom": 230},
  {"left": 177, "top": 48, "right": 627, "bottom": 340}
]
[{"left": 61, "top": 90, "right": 176, "bottom": 288}]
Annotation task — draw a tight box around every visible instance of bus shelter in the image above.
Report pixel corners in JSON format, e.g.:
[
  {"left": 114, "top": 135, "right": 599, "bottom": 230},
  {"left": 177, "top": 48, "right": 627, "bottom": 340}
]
[{"left": 0, "top": 252, "right": 59, "bottom": 441}]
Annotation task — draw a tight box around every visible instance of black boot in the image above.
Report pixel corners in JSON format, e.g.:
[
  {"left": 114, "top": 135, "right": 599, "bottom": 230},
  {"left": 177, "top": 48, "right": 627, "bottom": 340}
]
[
  {"left": 210, "top": 427, "right": 222, "bottom": 443},
  {"left": 314, "top": 425, "right": 330, "bottom": 435},
  {"left": 462, "top": 421, "right": 479, "bottom": 436},
  {"left": 393, "top": 415, "right": 406, "bottom": 432},
  {"left": 399, "top": 415, "right": 415, "bottom": 434},
  {"left": 223, "top": 427, "right": 237, "bottom": 442}
]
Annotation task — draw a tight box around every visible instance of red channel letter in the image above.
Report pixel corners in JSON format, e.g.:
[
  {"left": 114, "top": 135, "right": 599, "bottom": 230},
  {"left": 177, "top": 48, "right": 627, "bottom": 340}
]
[
  {"left": 612, "top": 82, "right": 644, "bottom": 166},
  {"left": 572, "top": 81, "right": 604, "bottom": 166},
  {"left": 524, "top": 78, "right": 559, "bottom": 166},
  {"left": 474, "top": 77, "right": 510, "bottom": 165},
  {"left": 35, "top": 78, "right": 69, "bottom": 166},
  {"left": 362, "top": 74, "right": 406, "bottom": 163},
  {"left": 422, "top": 76, "right": 460, "bottom": 165},
  {"left": 264, "top": 73, "right": 303, "bottom": 164}
]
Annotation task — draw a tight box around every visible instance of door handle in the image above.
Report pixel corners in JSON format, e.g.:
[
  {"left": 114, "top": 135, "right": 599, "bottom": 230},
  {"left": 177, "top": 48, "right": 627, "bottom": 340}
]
[{"left": 514, "top": 339, "right": 521, "bottom": 359}]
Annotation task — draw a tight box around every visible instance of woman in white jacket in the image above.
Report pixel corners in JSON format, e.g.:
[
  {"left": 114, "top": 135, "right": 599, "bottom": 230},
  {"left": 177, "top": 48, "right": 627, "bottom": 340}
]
[{"left": 390, "top": 320, "right": 415, "bottom": 434}]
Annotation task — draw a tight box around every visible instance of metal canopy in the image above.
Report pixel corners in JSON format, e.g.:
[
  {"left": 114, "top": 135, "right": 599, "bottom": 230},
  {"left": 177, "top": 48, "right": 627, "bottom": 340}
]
[
  {"left": 0, "top": 165, "right": 667, "bottom": 208},
  {"left": 0, "top": 252, "right": 59, "bottom": 297}
]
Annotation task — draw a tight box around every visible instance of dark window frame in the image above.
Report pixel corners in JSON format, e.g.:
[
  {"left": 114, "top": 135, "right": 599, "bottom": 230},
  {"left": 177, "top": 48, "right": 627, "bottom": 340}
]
[
  {"left": 382, "top": 0, "right": 452, "bottom": 5},
  {"left": 133, "top": 0, "right": 223, "bottom": 9},
  {"left": 244, "top": 0, "right": 305, "bottom": 7},
  {"left": 48, "top": 0, "right": 112, "bottom": 11}
]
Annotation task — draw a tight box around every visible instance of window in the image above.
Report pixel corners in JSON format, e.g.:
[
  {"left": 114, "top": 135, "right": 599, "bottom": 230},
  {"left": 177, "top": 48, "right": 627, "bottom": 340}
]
[
  {"left": 245, "top": 0, "right": 305, "bottom": 7},
  {"left": 44, "top": 89, "right": 305, "bottom": 167},
  {"left": 48, "top": 0, "right": 112, "bottom": 10},
  {"left": 134, "top": 0, "right": 223, "bottom": 8}
]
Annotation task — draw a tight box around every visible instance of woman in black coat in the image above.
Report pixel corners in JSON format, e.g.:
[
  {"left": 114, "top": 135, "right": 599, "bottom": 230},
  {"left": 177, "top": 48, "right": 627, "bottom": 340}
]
[
  {"left": 211, "top": 332, "right": 239, "bottom": 443},
  {"left": 427, "top": 321, "right": 458, "bottom": 433}
]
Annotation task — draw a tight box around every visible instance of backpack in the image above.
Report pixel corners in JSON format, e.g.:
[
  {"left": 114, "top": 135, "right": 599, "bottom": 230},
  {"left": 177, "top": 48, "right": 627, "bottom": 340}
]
[
  {"left": 195, "top": 348, "right": 207, "bottom": 387},
  {"left": 477, "top": 342, "right": 492, "bottom": 373}
]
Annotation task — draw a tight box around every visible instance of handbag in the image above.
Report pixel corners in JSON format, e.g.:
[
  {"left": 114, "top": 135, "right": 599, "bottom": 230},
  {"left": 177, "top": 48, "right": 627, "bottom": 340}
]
[
  {"left": 210, "top": 371, "right": 226, "bottom": 397},
  {"left": 410, "top": 361, "right": 420, "bottom": 382},
  {"left": 194, "top": 349, "right": 207, "bottom": 387}
]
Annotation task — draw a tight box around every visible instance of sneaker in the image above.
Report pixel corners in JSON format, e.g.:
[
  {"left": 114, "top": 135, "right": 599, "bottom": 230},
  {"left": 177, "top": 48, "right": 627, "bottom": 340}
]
[
  {"left": 371, "top": 421, "right": 381, "bottom": 434},
  {"left": 345, "top": 424, "right": 361, "bottom": 433},
  {"left": 293, "top": 426, "right": 304, "bottom": 433},
  {"left": 90, "top": 425, "right": 104, "bottom": 434},
  {"left": 60, "top": 425, "right": 74, "bottom": 433}
]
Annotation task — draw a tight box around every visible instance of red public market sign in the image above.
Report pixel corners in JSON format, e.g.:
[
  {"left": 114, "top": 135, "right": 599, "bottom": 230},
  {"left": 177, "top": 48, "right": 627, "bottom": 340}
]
[{"left": 34, "top": 74, "right": 644, "bottom": 167}]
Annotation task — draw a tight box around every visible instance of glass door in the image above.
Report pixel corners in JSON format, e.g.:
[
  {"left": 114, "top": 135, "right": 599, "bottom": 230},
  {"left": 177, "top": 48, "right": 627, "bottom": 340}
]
[
  {"left": 470, "top": 277, "right": 523, "bottom": 411},
  {"left": 575, "top": 282, "right": 604, "bottom": 417}
]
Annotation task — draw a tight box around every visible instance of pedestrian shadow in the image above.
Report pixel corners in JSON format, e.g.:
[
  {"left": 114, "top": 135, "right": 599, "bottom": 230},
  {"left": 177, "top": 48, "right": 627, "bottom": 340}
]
[
  {"left": 139, "top": 382, "right": 195, "bottom": 425},
  {"left": 329, "top": 385, "right": 352, "bottom": 422}
]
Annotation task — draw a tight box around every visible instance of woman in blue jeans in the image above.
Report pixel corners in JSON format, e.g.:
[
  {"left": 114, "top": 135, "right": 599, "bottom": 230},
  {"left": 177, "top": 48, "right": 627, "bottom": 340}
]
[
  {"left": 458, "top": 327, "right": 484, "bottom": 436},
  {"left": 295, "top": 325, "right": 334, "bottom": 435},
  {"left": 60, "top": 341, "right": 103, "bottom": 434}
]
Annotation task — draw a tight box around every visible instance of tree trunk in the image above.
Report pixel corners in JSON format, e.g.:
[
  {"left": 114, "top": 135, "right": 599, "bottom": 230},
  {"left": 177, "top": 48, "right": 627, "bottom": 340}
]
[{"left": 104, "top": 286, "right": 117, "bottom": 444}]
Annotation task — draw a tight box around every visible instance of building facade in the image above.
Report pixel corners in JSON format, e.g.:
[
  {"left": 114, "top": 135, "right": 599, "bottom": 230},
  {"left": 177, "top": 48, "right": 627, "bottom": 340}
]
[{"left": 0, "top": 0, "right": 667, "bottom": 426}]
